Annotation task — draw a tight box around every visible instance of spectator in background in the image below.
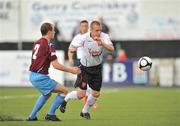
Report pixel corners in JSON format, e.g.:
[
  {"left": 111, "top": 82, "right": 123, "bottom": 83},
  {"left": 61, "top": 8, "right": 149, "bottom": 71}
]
[
  {"left": 115, "top": 43, "right": 128, "bottom": 61},
  {"left": 72, "top": 21, "right": 80, "bottom": 38},
  {"left": 99, "top": 17, "right": 111, "bottom": 35},
  {"left": 52, "top": 21, "right": 64, "bottom": 47},
  {"left": 118, "top": 49, "right": 128, "bottom": 61},
  {"left": 99, "top": 17, "right": 112, "bottom": 59},
  {"left": 104, "top": 53, "right": 115, "bottom": 62}
]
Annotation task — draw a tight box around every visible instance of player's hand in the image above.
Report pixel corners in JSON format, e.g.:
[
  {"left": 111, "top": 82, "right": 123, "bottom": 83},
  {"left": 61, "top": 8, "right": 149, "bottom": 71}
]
[
  {"left": 70, "top": 67, "right": 81, "bottom": 74},
  {"left": 94, "top": 37, "right": 102, "bottom": 46}
]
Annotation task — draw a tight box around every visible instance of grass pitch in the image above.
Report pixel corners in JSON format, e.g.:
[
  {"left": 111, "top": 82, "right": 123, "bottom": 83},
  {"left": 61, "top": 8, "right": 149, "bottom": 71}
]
[{"left": 0, "top": 87, "right": 180, "bottom": 126}]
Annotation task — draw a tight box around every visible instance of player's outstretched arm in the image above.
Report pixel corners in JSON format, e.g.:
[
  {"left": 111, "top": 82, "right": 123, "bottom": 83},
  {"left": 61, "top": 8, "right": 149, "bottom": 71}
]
[
  {"left": 102, "top": 43, "right": 114, "bottom": 52},
  {"left": 94, "top": 37, "right": 114, "bottom": 52},
  {"left": 51, "top": 59, "right": 81, "bottom": 74}
]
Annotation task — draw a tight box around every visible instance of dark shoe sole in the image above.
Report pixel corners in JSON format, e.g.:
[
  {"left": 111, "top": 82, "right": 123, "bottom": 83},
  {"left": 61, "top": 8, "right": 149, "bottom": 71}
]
[
  {"left": 45, "top": 114, "right": 61, "bottom": 121},
  {"left": 80, "top": 112, "right": 91, "bottom": 120},
  {"left": 26, "top": 117, "right": 38, "bottom": 121}
]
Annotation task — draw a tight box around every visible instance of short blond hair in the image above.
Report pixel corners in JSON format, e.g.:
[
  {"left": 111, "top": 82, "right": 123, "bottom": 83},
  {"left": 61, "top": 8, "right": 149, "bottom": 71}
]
[{"left": 90, "top": 20, "right": 101, "bottom": 29}]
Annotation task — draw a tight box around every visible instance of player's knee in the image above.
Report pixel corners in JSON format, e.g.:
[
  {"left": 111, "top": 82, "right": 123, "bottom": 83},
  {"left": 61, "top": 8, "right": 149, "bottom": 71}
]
[
  {"left": 78, "top": 95, "right": 84, "bottom": 99},
  {"left": 63, "top": 88, "right": 68, "bottom": 95},
  {"left": 77, "top": 91, "right": 86, "bottom": 99},
  {"left": 44, "top": 93, "right": 52, "bottom": 99},
  {"left": 59, "top": 85, "right": 68, "bottom": 95},
  {"left": 92, "top": 92, "right": 100, "bottom": 98}
]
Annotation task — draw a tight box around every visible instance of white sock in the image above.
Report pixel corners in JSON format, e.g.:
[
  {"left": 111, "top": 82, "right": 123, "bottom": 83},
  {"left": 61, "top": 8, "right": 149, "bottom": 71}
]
[
  {"left": 64, "top": 91, "right": 78, "bottom": 102},
  {"left": 82, "top": 94, "right": 96, "bottom": 113},
  {"left": 86, "top": 85, "right": 91, "bottom": 96}
]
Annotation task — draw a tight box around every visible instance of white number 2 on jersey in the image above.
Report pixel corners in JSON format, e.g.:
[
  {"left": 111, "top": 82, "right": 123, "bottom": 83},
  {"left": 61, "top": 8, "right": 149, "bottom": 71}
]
[{"left": 32, "top": 44, "right": 40, "bottom": 59}]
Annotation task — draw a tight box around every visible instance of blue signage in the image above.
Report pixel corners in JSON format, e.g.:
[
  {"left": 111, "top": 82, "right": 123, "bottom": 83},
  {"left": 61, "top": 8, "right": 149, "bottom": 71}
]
[{"left": 102, "top": 60, "right": 149, "bottom": 86}]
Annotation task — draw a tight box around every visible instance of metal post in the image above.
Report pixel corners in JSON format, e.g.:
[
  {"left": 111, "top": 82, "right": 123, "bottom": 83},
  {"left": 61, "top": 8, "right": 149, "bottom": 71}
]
[{"left": 17, "top": 0, "right": 22, "bottom": 50}]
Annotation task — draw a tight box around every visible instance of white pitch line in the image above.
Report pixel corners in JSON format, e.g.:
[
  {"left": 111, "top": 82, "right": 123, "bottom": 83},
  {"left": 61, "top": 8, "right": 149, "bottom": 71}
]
[
  {"left": 0, "top": 94, "right": 38, "bottom": 100},
  {"left": 102, "top": 88, "right": 119, "bottom": 93},
  {"left": 0, "top": 89, "right": 119, "bottom": 100}
]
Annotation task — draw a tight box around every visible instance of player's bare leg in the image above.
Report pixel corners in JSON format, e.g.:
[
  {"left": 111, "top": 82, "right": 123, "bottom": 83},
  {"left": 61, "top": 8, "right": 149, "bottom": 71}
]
[
  {"left": 82, "top": 86, "right": 98, "bottom": 109},
  {"left": 81, "top": 90, "right": 100, "bottom": 119},
  {"left": 82, "top": 96, "right": 88, "bottom": 104},
  {"left": 59, "top": 88, "right": 86, "bottom": 113}
]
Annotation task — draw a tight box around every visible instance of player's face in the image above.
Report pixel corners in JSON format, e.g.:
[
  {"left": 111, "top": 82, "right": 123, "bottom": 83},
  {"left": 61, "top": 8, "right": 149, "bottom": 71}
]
[
  {"left": 48, "top": 27, "right": 55, "bottom": 40},
  {"left": 80, "top": 23, "right": 89, "bottom": 34},
  {"left": 91, "top": 24, "right": 102, "bottom": 38}
]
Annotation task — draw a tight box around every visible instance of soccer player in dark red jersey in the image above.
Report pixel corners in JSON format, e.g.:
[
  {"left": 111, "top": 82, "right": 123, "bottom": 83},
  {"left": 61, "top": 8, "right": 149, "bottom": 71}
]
[{"left": 27, "top": 22, "right": 81, "bottom": 121}]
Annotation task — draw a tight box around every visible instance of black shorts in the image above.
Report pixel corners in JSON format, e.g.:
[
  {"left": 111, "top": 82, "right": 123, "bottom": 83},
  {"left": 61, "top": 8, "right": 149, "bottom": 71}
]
[{"left": 74, "top": 64, "right": 102, "bottom": 91}]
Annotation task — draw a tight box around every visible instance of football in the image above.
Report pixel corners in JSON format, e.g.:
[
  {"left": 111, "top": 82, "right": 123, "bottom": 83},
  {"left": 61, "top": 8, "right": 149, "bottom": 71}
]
[{"left": 138, "top": 56, "right": 152, "bottom": 71}]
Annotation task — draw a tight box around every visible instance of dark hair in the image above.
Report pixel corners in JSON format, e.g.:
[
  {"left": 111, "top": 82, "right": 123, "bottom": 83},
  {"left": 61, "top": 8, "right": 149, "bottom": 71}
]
[
  {"left": 80, "top": 20, "right": 88, "bottom": 25},
  {"left": 90, "top": 20, "right": 100, "bottom": 28},
  {"left": 40, "top": 23, "right": 53, "bottom": 35}
]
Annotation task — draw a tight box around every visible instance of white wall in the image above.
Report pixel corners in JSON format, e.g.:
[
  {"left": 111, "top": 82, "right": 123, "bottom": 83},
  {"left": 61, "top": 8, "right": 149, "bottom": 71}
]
[
  {"left": 0, "top": 0, "right": 179, "bottom": 42},
  {"left": 149, "top": 58, "right": 180, "bottom": 87},
  {"left": 0, "top": 51, "right": 64, "bottom": 87}
]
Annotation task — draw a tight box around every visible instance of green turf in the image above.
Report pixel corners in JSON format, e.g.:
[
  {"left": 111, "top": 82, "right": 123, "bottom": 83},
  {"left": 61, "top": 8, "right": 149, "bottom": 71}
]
[{"left": 0, "top": 87, "right": 180, "bottom": 126}]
